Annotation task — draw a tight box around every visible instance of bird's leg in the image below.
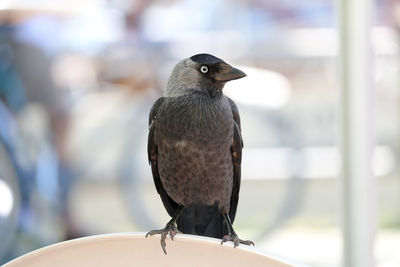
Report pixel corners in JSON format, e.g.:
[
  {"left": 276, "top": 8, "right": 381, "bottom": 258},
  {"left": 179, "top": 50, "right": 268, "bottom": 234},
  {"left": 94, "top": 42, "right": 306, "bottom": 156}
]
[
  {"left": 145, "top": 207, "right": 183, "bottom": 254},
  {"left": 221, "top": 213, "right": 254, "bottom": 248}
]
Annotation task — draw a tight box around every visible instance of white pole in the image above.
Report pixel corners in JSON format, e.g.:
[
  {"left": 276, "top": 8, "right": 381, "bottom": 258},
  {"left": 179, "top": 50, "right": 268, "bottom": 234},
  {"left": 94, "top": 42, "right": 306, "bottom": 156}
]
[{"left": 337, "top": 0, "right": 376, "bottom": 266}]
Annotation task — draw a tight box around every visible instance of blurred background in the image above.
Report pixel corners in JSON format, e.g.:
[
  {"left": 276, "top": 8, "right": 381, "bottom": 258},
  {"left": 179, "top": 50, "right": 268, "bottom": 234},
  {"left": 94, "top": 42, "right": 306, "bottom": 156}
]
[{"left": 0, "top": 0, "right": 399, "bottom": 266}]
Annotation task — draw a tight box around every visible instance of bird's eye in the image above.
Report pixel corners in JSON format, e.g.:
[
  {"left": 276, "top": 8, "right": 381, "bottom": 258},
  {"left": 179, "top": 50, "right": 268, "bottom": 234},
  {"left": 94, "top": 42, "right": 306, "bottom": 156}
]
[{"left": 200, "top": 65, "right": 209, "bottom": 73}]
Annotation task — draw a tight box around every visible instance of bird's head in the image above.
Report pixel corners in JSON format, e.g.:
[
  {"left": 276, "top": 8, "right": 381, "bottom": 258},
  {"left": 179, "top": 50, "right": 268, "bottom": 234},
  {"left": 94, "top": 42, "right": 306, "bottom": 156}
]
[{"left": 165, "top": 53, "right": 246, "bottom": 97}]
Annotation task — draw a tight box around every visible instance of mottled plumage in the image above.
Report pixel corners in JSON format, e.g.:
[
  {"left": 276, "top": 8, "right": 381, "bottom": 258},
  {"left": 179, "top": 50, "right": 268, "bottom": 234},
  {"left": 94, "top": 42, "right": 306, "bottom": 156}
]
[{"left": 146, "top": 54, "right": 253, "bottom": 254}]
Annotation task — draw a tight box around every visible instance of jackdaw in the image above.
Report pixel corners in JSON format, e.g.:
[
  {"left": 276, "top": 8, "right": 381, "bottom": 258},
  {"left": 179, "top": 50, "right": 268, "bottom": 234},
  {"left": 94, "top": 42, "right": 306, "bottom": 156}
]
[{"left": 146, "top": 53, "right": 253, "bottom": 254}]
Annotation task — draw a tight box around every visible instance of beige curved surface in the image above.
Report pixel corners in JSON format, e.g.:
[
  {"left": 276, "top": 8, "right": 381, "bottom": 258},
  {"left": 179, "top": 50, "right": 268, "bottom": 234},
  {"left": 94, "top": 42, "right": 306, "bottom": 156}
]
[{"left": 2, "top": 233, "right": 309, "bottom": 267}]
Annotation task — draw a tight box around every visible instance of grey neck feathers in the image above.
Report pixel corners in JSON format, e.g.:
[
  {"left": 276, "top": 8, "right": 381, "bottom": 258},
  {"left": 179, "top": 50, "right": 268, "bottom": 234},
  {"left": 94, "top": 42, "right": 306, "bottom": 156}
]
[{"left": 165, "top": 76, "right": 224, "bottom": 98}]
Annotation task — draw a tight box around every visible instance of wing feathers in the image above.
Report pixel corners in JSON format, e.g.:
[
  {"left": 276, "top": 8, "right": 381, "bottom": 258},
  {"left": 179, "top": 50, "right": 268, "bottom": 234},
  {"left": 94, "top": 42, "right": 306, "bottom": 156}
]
[{"left": 148, "top": 97, "right": 179, "bottom": 217}]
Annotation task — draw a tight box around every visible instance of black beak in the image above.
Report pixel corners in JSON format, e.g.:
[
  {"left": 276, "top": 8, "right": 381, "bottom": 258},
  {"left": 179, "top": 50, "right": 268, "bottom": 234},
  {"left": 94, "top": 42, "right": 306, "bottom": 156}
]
[{"left": 214, "top": 63, "right": 246, "bottom": 82}]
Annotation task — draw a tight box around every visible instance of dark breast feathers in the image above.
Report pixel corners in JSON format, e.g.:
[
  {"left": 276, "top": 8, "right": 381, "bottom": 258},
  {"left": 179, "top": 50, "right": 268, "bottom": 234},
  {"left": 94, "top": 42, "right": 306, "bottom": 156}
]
[{"left": 153, "top": 92, "right": 235, "bottom": 214}]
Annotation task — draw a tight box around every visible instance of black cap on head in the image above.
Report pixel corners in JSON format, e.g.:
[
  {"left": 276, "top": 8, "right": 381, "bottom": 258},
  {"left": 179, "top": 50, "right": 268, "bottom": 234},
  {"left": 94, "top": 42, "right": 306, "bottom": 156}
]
[{"left": 190, "top": 54, "right": 224, "bottom": 65}]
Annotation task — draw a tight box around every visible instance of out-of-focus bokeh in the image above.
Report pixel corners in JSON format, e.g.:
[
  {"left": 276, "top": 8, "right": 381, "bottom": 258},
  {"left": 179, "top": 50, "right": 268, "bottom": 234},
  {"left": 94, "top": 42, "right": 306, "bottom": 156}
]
[{"left": 0, "top": 1, "right": 399, "bottom": 266}]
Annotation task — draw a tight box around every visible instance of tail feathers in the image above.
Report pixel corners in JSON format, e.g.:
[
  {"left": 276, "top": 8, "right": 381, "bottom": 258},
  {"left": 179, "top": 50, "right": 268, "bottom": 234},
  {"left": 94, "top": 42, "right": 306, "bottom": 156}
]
[{"left": 176, "top": 203, "right": 228, "bottom": 239}]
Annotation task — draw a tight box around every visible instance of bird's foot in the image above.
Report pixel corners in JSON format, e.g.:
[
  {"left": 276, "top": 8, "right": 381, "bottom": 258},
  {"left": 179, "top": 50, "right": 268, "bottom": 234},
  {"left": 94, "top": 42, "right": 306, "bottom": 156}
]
[
  {"left": 145, "top": 220, "right": 178, "bottom": 254},
  {"left": 221, "top": 233, "right": 255, "bottom": 248}
]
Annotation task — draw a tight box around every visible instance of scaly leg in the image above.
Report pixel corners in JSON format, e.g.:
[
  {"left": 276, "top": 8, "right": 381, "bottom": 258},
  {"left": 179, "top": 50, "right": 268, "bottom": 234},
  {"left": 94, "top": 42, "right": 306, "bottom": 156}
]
[
  {"left": 145, "top": 207, "right": 183, "bottom": 254},
  {"left": 221, "top": 213, "right": 254, "bottom": 248}
]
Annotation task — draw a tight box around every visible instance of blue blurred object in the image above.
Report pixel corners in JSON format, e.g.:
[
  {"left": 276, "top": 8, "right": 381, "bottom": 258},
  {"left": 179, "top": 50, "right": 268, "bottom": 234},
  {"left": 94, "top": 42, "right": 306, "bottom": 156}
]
[
  {"left": 0, "top": 26, "right": 63, "bottom": 263},
  {"left": 0, "top": 97, "right": 63, "bottom": 265},
  {"left": 0, "top": 27, "right": 27, "bottom": 112},
  {"left": 0, "top": 100, "right": 21, "bottom": 264}
]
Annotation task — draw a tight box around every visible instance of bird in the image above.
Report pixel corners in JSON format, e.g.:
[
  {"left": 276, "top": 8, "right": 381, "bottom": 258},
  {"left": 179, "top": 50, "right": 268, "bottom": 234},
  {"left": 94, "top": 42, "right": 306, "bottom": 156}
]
[{"left": 146, "top": 53, "right": 253, "bottom": 254}]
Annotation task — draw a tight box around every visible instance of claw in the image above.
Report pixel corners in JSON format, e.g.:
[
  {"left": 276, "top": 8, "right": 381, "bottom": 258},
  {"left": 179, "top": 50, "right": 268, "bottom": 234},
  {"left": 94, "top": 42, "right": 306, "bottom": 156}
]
[
  {"left": 221, "top": 233, "right": 254, "bottom": 248},
  {"left": 241, "top": 239, "right": 255, "bottom": 246},
  {"left": 220, "top": 213, "right": 254, "bottom": 248},
  {"left": 146, "top": 220, "right": 179, "bottom": 255},
  {"left": 170, "top": 229, "right": 177, "bottom": 240},
  {"left": 161, "top": 232, "right": 167, "bottom": 254}
]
